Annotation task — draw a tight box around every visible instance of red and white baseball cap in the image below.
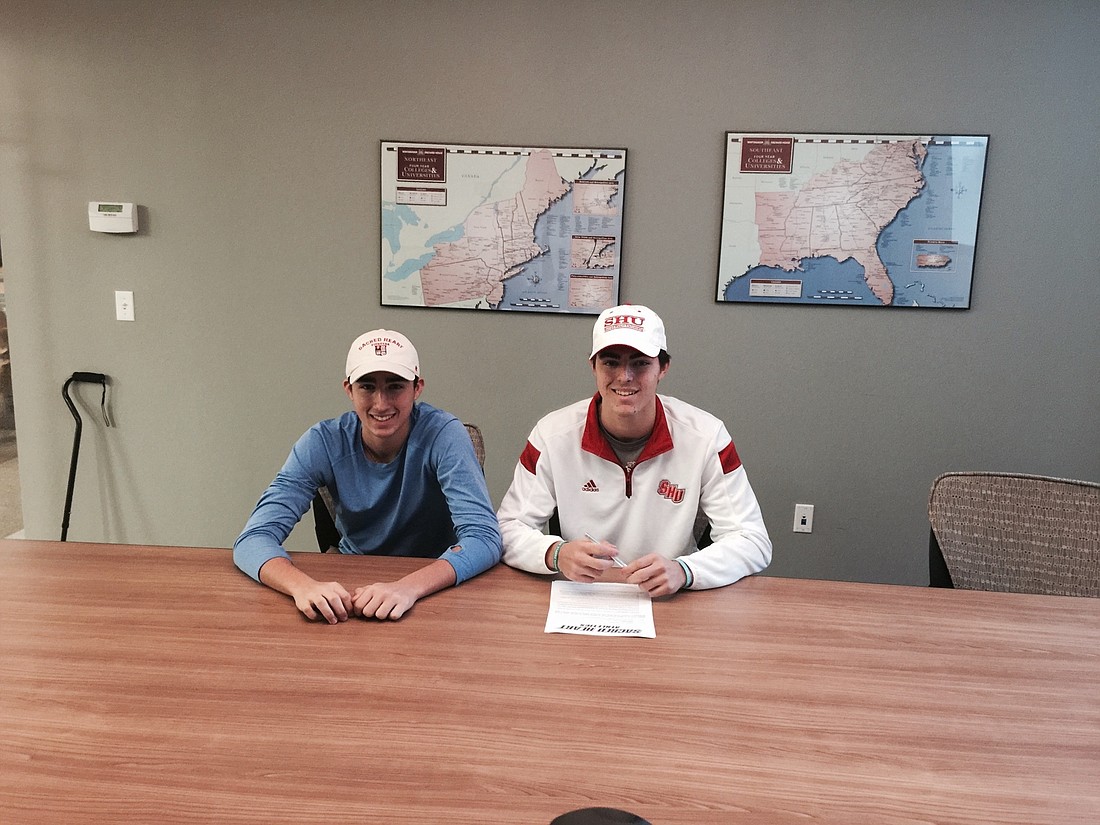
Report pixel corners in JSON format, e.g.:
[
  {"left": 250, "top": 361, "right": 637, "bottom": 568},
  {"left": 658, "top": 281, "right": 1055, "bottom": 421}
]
[
  {"left": 346, "top": 329, "right": 420, "bottom": 383},
  {"left": 590, "top": 305, "right": 667, "bottom": 358}
]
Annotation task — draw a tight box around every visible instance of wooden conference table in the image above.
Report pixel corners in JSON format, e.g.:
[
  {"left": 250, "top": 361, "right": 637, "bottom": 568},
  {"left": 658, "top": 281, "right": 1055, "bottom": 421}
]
[{"left": 1, "top": 540, "right": 1098, "bottom": 824}]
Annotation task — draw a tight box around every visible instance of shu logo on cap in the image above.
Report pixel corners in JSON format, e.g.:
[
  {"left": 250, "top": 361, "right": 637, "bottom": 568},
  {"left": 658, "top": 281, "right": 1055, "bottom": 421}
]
[{"left": 603, "top": 314, "right": 646, "bottom": 333}]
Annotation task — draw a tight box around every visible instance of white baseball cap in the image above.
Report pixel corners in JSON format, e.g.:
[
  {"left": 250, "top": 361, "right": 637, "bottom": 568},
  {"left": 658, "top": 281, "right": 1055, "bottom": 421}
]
[
  {"left": 345, "top": 329, "right": 420, "bottom": 383},
  {"left": 590, "top": 304, "right": 667, "bottom": 358}
]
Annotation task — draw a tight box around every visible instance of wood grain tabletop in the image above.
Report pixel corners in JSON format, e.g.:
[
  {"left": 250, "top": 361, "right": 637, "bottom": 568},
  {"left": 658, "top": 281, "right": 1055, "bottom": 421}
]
[{"left": 1, "top": 540, "right": 1097, "bottom": 824}]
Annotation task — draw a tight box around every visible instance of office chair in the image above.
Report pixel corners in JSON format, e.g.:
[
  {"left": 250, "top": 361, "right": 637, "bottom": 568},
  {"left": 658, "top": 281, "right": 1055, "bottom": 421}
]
[
  {"left": 927, "top": 471, "right": 1100, "bottom": 596},
  {"left": 463, "top": 422, "right": 486, "bottom": 469},
  {"left": 313, "top": 423, "right": 486, "bottom": 553}
]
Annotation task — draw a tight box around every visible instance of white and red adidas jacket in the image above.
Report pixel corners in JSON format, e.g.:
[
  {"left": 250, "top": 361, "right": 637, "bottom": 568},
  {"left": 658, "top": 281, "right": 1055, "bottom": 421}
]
[{"left": 497, "top": 394, "right": 772, "bottom": 589}]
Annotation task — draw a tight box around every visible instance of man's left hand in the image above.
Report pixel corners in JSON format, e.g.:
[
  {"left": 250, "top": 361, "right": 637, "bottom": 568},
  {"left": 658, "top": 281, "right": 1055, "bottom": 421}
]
[
  {"left": 622, "top": 553, "right": 686, "bottom": 597},
  {"left": 352, "top": 581, "right": 419, "bottom": 620}
]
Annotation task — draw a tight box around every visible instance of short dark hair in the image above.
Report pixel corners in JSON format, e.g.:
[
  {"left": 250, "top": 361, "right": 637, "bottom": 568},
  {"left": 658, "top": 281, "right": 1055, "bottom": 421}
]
[
  {"left": 590, "top": 349, "right": 670, "bottom": 368},
  {"left": 351, "top": 374, "right": 420, "bottom": 388}
]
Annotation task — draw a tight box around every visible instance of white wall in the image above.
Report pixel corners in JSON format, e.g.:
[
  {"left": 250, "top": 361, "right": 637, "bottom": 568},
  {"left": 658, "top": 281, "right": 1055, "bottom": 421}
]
[{"left": 1, "top": 0, "right": 1098, "bottom": 584}]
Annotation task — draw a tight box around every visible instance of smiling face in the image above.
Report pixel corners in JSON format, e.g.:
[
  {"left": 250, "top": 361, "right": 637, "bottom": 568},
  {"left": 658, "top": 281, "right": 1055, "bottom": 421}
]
[
  {"left": 591, "top": 345, "right": 669, "bottom": 440},
  {"left": 344, "top": 371, "right": 424, "bottom": 462}
]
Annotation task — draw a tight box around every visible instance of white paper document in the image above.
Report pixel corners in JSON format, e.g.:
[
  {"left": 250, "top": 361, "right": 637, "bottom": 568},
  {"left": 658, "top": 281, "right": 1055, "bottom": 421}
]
[{"left": 545, "top": 581, "right": 656, "bottom": 638}]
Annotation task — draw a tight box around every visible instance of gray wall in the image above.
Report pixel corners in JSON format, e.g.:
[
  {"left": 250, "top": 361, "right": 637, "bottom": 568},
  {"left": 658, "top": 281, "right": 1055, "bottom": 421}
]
[{"left": 2, "top": 0, "right": 1097, "bottom": 584}]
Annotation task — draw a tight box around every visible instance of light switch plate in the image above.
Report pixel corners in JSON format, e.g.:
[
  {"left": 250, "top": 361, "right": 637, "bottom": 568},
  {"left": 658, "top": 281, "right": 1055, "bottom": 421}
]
[
  {"left": 115, "top": 290, "right": 135, "bottom": 321},
  {"left": 793, "top": 503, "right": 814, "bottom": 533}
]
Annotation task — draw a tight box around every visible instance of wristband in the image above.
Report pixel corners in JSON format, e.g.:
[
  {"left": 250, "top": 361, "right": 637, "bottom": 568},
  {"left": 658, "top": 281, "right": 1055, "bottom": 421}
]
[
  {"left": 675, "top": 558, "right": 694, "bottom": 590},
  {"left": 549, "top": 540, "right": 566, "bottom": 573}
]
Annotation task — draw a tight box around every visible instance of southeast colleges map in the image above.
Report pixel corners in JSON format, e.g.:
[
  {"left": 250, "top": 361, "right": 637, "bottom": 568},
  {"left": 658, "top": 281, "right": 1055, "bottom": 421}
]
[
  {"left": 381, "top": 142, "right": 626, "bottom": 313},
  {"left": 717, "top": 134, "right": 988, "bottom": 308}
]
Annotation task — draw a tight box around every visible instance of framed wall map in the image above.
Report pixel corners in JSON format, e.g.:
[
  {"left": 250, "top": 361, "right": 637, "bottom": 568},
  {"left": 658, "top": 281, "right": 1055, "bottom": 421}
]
[
  {"left": 717, "top": 134, "right": 988, "bottom": 308},
  {"left": 381, "top": 141, "right": 626, "bottom": 314}
]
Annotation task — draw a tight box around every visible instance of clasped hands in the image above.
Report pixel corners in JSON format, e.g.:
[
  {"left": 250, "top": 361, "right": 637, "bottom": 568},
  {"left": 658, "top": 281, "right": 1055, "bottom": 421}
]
[
  {"left": 292, "top": 578, "right": 417, "bottom": 624},
  {"left": 553, "top": 536, "right": 686, "bottom": 597}
]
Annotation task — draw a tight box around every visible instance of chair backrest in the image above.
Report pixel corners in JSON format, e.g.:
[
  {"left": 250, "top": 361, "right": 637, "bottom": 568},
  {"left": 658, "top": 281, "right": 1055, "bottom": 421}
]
[
  {"left": 312, "top": 485, "right": 341, "bottom": 553},
  {"left": 312, "top": 421, "right": 486, "bottom": 552},
  {"left": 928, "top": 471, "right": 1100, "bottom": 597},
  {"left": 463, "top": 422, "right": 486, "bottom": 471}
]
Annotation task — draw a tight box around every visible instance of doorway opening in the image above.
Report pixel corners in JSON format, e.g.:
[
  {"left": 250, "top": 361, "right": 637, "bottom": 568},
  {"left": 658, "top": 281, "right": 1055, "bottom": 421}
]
[{"left": 0, "top": 237, "right": 23, "bottom": 538}]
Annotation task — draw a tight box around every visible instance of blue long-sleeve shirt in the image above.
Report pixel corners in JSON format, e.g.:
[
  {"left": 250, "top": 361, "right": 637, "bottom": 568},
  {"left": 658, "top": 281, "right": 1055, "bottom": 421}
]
[{"left": 233, "top": 404, "right": 501, "bottom": 584}]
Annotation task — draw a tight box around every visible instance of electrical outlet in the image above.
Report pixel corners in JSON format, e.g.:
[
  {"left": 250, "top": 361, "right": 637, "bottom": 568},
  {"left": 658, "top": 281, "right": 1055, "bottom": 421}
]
[
  {"left": 793, "top": 503, "right": 814, "bottom": 533},
  {"left": 115, "top": 290, "right": 135, "bottom": 321}
]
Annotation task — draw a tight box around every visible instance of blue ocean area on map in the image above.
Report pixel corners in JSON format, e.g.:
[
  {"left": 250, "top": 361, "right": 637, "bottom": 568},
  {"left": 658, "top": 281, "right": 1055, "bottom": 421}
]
[
  {"left": 877, "top": 138, "right": 977, "bottom": 306},
  {"left": 724, "top": 137, "right": 981, "bottom": 307},
  {"left": 499, "top": 167, "right": 624, "bottom": 311},
  {"left": 725, "top": 257, "right": 878, "bottom": 303},
  {"left": 496, "top": 196, "right": 572, "bottom": 309}
]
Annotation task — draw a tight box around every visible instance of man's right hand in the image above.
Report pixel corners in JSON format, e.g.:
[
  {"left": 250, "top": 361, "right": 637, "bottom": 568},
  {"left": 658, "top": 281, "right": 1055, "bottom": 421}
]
[
  {"left": 552, "top": 537, "right": 619, "bottom": 583},
  {"left": 291, "top": 580, "right": 354, "bottom": 624},
  {"left": 258, "top": 557, "right": 354, "bottom": 624}
]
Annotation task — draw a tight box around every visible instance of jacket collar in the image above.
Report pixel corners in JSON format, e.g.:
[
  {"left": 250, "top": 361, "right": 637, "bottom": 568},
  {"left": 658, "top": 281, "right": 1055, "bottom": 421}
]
[{"left": 581, "top": 393, "right": 674, "bottom": 465}]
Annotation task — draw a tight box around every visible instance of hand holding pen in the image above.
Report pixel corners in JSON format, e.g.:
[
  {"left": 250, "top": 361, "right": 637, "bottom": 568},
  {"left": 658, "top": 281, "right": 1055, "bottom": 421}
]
[
  {"left": 585, "top": 533, "right": 627, "bottom": 568},
  {"left": 584, "top": 532, "right": 689, "bottom": 597},
  {"left": 549, "top": 532, "right": 624, "bottom": 583}
]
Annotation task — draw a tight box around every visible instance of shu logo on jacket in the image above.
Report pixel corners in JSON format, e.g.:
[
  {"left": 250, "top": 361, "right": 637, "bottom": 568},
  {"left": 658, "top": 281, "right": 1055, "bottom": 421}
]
[
  {"left": 657, "top": 479, "right": 685, "bottom": 503},
  {"left": 582, "top": 479, "right": 600, "bottom": 493}
]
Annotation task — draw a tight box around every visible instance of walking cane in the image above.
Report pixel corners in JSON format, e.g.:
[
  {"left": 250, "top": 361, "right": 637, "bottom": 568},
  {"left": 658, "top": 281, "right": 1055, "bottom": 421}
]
[{"left": 61, "top": 372, "right": 112, "bottom": 541}]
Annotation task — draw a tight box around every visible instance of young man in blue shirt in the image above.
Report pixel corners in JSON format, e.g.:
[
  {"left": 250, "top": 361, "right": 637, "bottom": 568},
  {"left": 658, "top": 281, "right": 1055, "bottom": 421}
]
[{"left": 234, "top": 329, "right": 501, "bottom": 623}]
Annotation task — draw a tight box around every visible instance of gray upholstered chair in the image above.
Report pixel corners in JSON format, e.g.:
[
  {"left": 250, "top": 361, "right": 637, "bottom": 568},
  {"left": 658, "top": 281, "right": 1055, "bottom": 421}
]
[
  {"left": 463, "top": 422, "right": 485, "bottom": 470},
  {"left": 928, "top": 471, "right": 1100, "bottom": 597},
  {"left": 312, "top": 422, "right": 486, "bottom": 553}
]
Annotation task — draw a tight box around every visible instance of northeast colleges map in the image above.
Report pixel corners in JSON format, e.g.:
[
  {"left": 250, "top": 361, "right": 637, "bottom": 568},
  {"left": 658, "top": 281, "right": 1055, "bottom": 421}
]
[{"left": 381, "top": 142, "right": 626, "bottom": 314}]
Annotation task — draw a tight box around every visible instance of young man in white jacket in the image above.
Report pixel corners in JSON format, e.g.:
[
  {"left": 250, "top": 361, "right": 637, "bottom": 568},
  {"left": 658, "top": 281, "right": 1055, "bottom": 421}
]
[{"left": 497, "top": 305, "right": 771, "bottom": 595}]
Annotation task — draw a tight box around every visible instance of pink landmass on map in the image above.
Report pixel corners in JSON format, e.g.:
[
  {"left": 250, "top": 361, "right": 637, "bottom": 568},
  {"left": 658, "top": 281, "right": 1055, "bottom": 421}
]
[
  {"left": 755, "top": 140, "right": 927, "bottom": 304},
  {"left": 419, "top": 149, "right": 569, "bottom": 306}
]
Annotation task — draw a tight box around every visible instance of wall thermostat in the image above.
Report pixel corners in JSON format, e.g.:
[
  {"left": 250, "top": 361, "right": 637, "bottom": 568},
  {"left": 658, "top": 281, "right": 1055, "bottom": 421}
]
[{"left": 89, "top": 201, "right": 138, "bottom": 233}]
